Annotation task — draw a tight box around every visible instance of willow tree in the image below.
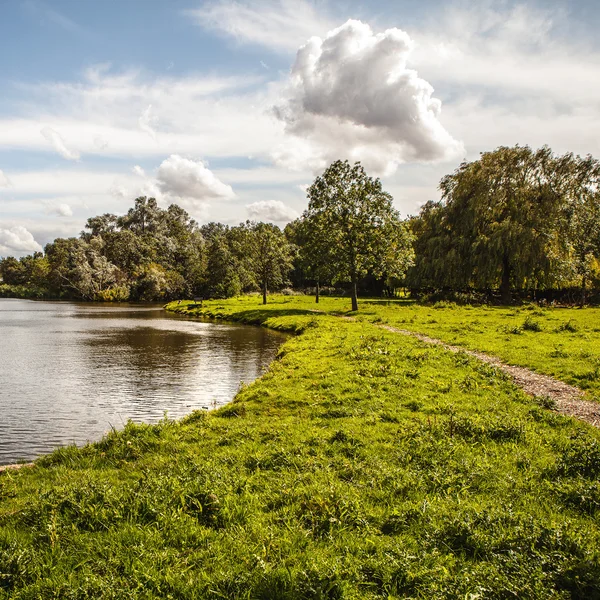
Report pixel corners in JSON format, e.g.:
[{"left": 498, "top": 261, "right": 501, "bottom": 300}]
[
  {"left": 305, "top": 160, "right": 413, "bottom": 311},
  {"left": 564, "top": 154, "right": 600, "bottom": 304},
  {"left": 417, "top": 146, "right": 570, "bottom": 302}
]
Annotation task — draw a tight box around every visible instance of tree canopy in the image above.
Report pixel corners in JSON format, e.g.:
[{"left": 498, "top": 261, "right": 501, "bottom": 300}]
[
  {"left": 303, "top": 160, "right": 413, "bottom": 310},
  {"left": 408, "top": 146, "right": 600, "bottom": 302}
]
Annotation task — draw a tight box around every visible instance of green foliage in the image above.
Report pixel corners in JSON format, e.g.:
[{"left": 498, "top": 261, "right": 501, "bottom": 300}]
[
  {"left": 233, "top": 221, "right": 295, "bottom": 304},
  {"left": 408, "top": 145, "right": 600, "bottom": 302},
  {"left": 303, "top": 160, "right": 413, "bottom": 310}
]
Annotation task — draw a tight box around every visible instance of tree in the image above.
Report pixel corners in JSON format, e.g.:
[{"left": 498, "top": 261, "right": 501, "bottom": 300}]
[
  {"left": 563, "top": 154, "right": 600, "bottom": 305},
  {"left": 45, "top": 237, "right": 121, "bottom": 300},
  {"left": 200, "top": 223, "right": 241, "bottom": 299},
  {"left": 305, "top": 160, "right": 413, "bottom": 311},
  {"left": 411, "top": 146, "right": 573, "bottom": 302},
  {"left": 285, "top": 216, "right": 334, "bottom": 303},
  {"left": 237, "top": 221, "right": 294, "bottom": 305}
]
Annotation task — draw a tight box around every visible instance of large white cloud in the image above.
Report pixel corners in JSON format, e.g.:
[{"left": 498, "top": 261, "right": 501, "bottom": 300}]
[
  {"left": 0, "top": 170, "right": 11, "bottom": 187},
  {"left": 273, "top": 19, "right": 464, "bottom": 175},
  {"left": 40, "top": 126, "right": 80, "bottom": 161},
  {"left": 156, "top": 154, "right": 234, "bottom": 201},
  {"left": 246, "top": 200, "right": 298, "bottom": 222},
  {"left": 0, "top": 226, "right": 43, "bottom": 256}
]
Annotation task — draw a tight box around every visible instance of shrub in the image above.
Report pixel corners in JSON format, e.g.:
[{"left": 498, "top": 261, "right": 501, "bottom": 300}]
[{"left": 522, "top": 316, "right": 543, "bottom": 332}]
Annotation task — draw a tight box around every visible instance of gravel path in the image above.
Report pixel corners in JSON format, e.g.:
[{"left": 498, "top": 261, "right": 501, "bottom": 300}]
[{"left": 380, "top": 324, "right": 600, "bottom": 428}]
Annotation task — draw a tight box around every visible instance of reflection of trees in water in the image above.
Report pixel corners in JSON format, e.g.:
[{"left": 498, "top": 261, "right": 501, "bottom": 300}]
[
  {"left": 78, "top": 322, "right": 285, "bottom": 405},
  {"left": 0, "top": 302, "right": 286, "bottom": 463}
]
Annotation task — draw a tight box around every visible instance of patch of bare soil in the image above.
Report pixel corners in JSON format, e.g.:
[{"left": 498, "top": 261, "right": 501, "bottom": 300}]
[
  {"left": 0, "top": 462, "right": 34, "bottom": 474},
  {"left": 380, "top": 325, "right": 600, "bottom": 429}
]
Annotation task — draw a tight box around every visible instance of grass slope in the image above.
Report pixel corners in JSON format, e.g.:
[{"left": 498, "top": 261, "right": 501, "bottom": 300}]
[
  {"left": 0, "top": 296, "right": 598, "bottom": 598},
  {"left": 353, "top": 300, "right": 600, "bottom": 401},
  {"left": 172, "top": 295, "right": 600, "bottom": 399}
]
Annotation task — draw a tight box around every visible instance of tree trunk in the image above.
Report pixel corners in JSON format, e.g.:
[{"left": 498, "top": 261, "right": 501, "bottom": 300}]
[
  {"left": 351, "top": 280, "right": 358, "bottom": 312},
  {"left": 262, "top": 280, "right": 267, "bottom": 305},
  {"left": 581, "top": 275, "right": 587, "bottom": 307},
  {"left": 500, "top": 254, "right": 511, "bottom": 304},
  {"left": 315, "top": 278, "right": 320, "bottom": 304}
]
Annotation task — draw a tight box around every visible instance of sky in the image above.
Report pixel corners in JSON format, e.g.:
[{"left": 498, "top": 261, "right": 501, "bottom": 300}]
[{"left": 1, "top": 0, "right": 600, "bottom": 256}]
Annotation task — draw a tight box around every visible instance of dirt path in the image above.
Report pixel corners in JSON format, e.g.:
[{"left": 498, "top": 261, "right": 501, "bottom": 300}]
[
  {"left": 380, "top": 324, "right": 600, "bottom": 428},
  {"left": 0, "top": 462, "right": 34, "bottom": 474}
]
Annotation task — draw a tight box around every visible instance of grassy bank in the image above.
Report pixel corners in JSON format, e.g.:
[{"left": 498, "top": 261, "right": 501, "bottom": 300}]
[
  {"left": 171, "top": 296, "right": 600, "bottom": 400},
  {"left": 0, "top": 297, "right": 599, "bottom": 598}
]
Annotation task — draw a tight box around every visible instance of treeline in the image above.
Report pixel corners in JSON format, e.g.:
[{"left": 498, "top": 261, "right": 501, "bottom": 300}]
[
  {"left": 0, "top": 199, "right": 294, "bottom": 303},
  {"left": 2, "top": 145, "right": 600, "bottom": 306}
]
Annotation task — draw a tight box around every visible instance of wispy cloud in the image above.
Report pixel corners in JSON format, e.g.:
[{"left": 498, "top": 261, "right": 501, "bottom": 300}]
[
  {"left": 22, "top": 0, "right": 87, "bottom": 35},
  {"left": 40, "top": 126, "right": 81, "bottom": 161},
  {"left": 138, "top": 105, "right": 158, "bottom": 142},
  {"left": 0, "top": 170, "right": 11, "bottom": 187},
  {"left": 186, "top": 0, "right": 337, "bottom": 53}
]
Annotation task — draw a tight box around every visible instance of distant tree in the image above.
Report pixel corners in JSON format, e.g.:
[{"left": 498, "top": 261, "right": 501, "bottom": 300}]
[
  {"left": 117, "top": 197, "right": 162, "bottom": 235},
  {"left": 45, "top": 237, "right": 120, "bottom": 300},
  {"left": 564, "top": 154, "right": 600, "bottom": 304},
  {"left": 237, "top": 221, "right": 294, "bottom": 304},
  {"left": 0, "top": 256, "right": 26, "bottom": 285},
  {"left": 285, "top": 216, "right": 334, "bottom": 303},
  {"left": 200, "top": 223, "right": 241, "bottom": 299},
  {"left": 83, "top": 213, "right": 118, "bottom": 238},
  {"left": 305, "top": 160, "right": 413, "bottom": 311}
]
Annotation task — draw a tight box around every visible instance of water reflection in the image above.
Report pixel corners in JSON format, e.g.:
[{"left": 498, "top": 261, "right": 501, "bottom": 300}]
[{"left": 0, "top": 299, "right": 286, "bottom": 464}]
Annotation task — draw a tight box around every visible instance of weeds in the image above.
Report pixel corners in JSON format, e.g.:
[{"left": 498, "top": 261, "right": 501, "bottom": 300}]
[{"left": 523, "top": 315, "right": 543, "bottom": 331}]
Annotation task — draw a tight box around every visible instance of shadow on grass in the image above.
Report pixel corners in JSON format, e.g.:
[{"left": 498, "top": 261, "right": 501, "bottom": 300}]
[{"left": 213, "top": 308, "right": 323, "bottom": 326}]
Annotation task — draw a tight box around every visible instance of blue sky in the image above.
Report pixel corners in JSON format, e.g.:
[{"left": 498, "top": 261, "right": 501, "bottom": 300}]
[{"left": 1, "top": 0, "right": 599, "bottom": 256}]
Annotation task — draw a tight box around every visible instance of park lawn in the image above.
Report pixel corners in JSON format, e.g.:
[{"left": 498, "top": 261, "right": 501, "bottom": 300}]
[
  {"left": 174, "top": 295, "right": 600, "bottom": 400},
  {"left": 0, "top": 300, "right": 598, "bottom": 597},
  {"left": 351, "top": 300, "right": 600, "bottom": 401}
]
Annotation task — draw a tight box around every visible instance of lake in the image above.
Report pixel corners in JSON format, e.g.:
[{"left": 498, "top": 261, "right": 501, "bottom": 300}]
[{"left": 0, "top": 299, "right": 287, "bottom": 465}]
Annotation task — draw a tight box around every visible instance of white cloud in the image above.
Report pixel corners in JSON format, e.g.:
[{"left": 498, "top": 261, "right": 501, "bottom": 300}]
[
  {"left": 0, "top": 226, "right": 43, "bottom": 256},
  {"left": 0, "top": 70, "right": 278, "bottom": 161},
  {"left": 0, "top": 170, "right": 11, "bottom": 187},
  {"left": 246, "top": 199, "right": 298, "bottom": 222},
  {"left": 132, "top": 165, "right": 145, "bottom": 176},
  {"left": 273, "top": 20, "right": 463, "bottom": 175},
  {"left": 53, "top": 202, "right": 73, "bottom": 217},
  {"left": 186, "top": 0, "right": 336, "bottom": 53},
  {"left": 138, "top": 104, "right": 157, "bottom": 141},
  {"left": 109, "top": 183, "right": 129, "bottom": 199},
  {"left": 93, "top": 135, "right": 109, "bottom": 150},
  {"left": 47, "top": 203, "right": 73, "bottom": 217},
  {"left": 40, "top": 126, "right": 80, "bottom": 161},
  {"left": 156, "top": 154, "right": 234, "bottom": 201}
]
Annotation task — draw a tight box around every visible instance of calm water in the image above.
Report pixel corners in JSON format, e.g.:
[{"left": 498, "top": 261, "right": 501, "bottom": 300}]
[{"left": 0, "top": 299, "right": 286, "bottom": 465}]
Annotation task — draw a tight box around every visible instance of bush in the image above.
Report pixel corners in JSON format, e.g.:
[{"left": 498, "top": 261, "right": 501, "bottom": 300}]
[{"left": 522, "top": 316, "right": 543, "bottom": 332}]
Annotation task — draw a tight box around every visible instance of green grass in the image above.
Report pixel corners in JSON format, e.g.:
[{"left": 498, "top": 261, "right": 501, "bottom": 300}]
[
  {"left": 0, "top": 296, "right": 599, "bottom": 598},
  {"left": 351, "top": 300, "right": 600, "bottom": 400},
  {"left": 173, "top": 295, "right": 600, "bottom": 399}
]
